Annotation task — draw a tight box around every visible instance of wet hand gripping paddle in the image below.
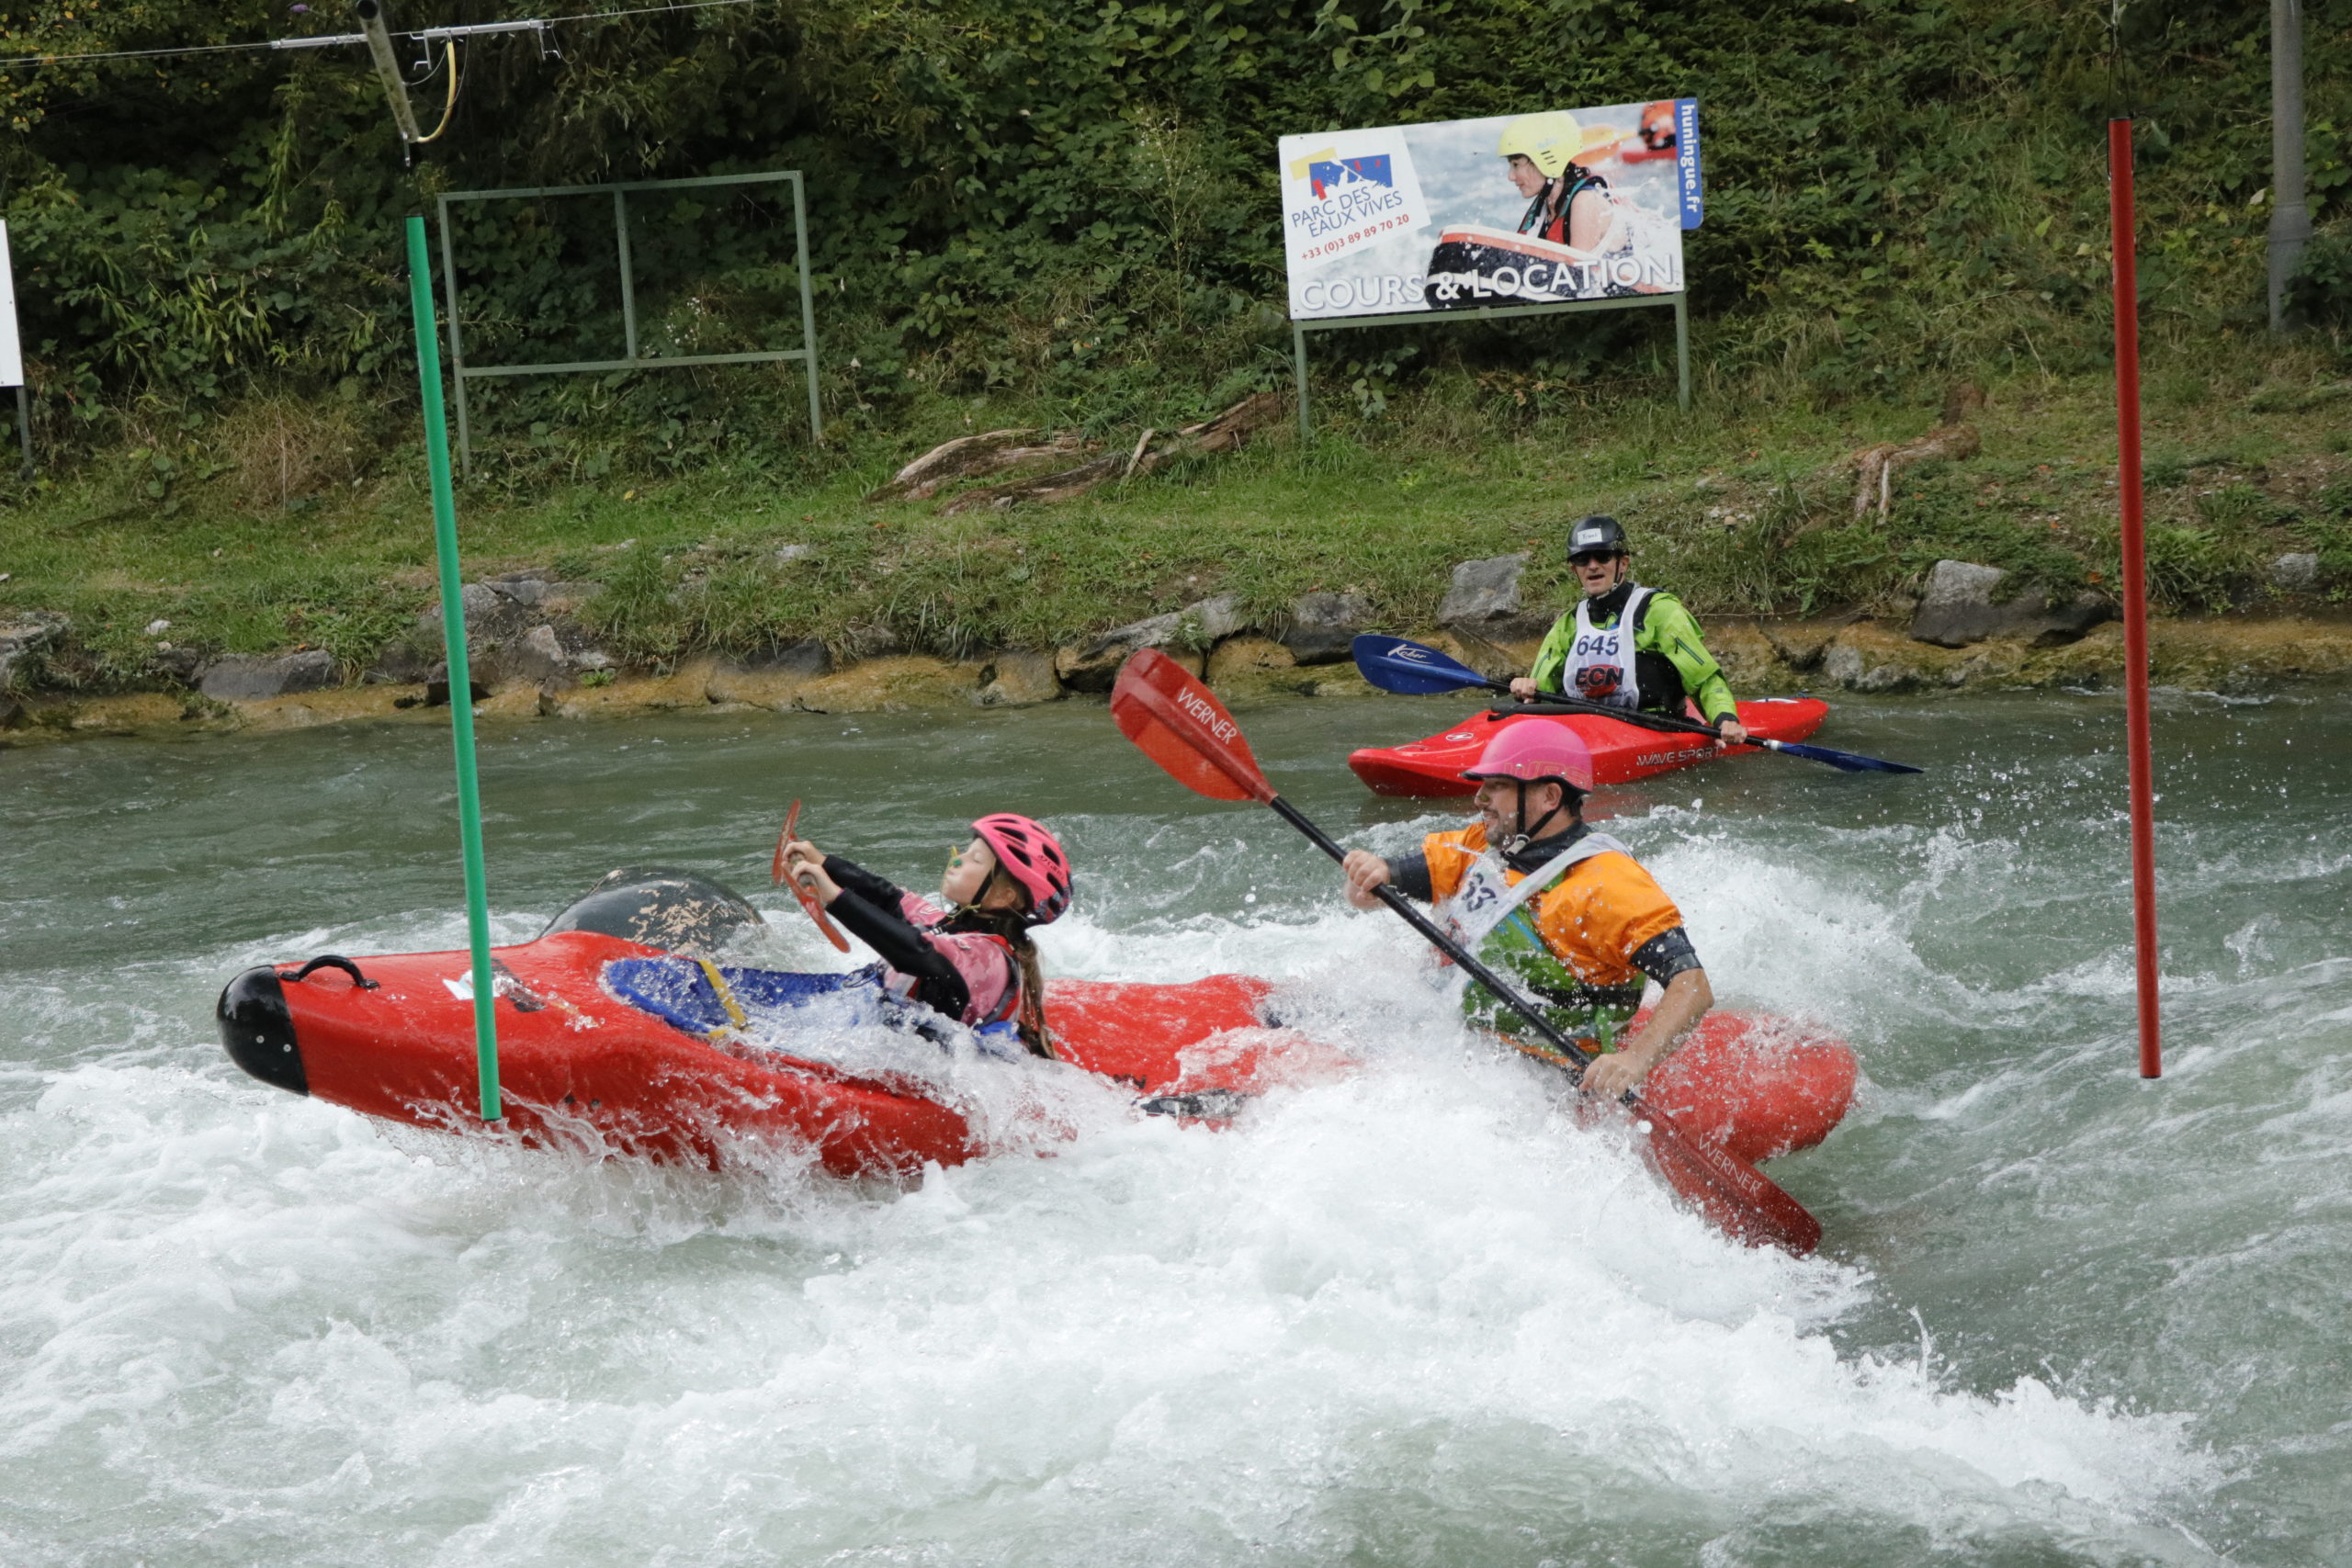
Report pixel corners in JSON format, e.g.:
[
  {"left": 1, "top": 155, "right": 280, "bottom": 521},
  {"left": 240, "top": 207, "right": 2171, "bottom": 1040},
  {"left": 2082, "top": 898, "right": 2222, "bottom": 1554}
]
[
  {"left": 773, "top": 800, "right": 852, "bottom": 953},
  {"left": 1352, "top": 635, "right": 1922, "bottom": 775},
  {"left": 1111, "top": 647, "right": 1822, "bottom": 1255}
]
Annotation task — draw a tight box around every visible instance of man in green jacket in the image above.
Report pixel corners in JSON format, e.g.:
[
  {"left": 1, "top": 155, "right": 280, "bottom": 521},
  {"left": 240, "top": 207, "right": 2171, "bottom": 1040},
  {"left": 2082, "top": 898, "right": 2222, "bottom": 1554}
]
[{"left": 1507, "top": 515, "right": 1750, "bottom": 745}]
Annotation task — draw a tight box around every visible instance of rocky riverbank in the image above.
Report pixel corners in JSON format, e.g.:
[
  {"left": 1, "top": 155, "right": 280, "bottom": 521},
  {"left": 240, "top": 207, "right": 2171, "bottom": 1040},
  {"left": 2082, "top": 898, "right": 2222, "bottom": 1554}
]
[{"left": 6, "top": 550, "right": 2348, "bottom": 748}]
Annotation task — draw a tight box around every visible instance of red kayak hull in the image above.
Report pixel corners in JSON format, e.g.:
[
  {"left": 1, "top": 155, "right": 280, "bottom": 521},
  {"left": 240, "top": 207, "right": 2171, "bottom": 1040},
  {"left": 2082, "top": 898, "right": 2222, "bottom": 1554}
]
[
  {"left": 225, "top": 931, "right": 1854, "bottom": 1178},
  {"left": 1640, "top": 1009, "right": 1858, "bottom": 1168},
  {"left": 1348, "top": 697, "right": 1830, "bottom": 795}
]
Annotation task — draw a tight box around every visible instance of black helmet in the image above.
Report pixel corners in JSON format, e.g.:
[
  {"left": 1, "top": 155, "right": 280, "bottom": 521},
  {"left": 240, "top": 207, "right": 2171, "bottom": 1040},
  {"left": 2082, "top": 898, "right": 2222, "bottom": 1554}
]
[{"left": 1566, "top": 515, "right": 1629, "bottom": 561}]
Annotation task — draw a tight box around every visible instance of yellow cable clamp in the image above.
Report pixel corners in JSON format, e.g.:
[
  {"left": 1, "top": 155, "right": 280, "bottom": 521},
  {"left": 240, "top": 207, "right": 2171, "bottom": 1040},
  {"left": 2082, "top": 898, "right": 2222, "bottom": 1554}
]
[{"left": 413, "top": 42, "right": 459, "bottom": 143}]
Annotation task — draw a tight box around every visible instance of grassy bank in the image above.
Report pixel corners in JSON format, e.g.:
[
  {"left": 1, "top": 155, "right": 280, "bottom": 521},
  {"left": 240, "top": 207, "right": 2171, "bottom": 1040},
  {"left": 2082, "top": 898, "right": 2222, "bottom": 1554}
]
[{"left": 4, "top": 351, "right": 2351, "bottom": 694}]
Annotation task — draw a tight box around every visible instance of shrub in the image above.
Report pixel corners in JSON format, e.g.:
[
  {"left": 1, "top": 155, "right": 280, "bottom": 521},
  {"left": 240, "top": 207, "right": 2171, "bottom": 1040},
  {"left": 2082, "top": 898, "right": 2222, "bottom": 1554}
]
[{"left": 2143, "top": 525, "right": 2257, "bottom": 613}]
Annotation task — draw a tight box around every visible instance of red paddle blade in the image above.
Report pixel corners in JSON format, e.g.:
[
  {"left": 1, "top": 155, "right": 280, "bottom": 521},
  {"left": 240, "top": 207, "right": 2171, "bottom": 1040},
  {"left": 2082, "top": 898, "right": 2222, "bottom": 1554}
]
[
  {"left": 773, "top": 798, "right": 852, "bottom": 953},
  {"left": 1633, "top": 1100, "right": 1822, "bottom": 1254},
  {"left": 772, "top": 799, "right": 800, "bottom": 886},
  {"left": 1111, "top": 649, "right": 1274, "bottom": 805},
  {"left": 808, "top": 907, "right": 853, "bottom": 953}
]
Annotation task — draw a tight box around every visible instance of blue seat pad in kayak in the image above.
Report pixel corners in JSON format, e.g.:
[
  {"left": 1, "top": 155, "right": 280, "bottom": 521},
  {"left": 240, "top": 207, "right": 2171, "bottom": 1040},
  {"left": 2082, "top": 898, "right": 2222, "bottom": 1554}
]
[{"left": 603, "top": 955, "right": 880, "bottom": 1038}]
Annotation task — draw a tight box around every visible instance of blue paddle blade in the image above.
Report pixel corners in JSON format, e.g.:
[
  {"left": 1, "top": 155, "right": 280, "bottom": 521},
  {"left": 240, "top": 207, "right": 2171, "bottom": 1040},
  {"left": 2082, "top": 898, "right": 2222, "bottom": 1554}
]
[
  {"left": 1351, "top": 634, "right": 1496, "bottom": 695},
  {"left": 1761, "top": 739, "right": 1924, "bottom": 774}
]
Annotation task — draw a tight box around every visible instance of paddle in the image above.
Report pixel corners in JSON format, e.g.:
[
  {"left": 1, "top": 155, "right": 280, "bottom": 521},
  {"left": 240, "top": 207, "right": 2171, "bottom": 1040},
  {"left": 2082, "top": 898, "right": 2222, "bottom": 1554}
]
[
  {"left": 772, "top": 799, "right": 852, "bottom": 953},
  {"left": 1351, "top": 635, "right": 1924, "bottom": 775},
  {"left": 1110, "top": 647, "right": 1822, "bottom": 1255}
]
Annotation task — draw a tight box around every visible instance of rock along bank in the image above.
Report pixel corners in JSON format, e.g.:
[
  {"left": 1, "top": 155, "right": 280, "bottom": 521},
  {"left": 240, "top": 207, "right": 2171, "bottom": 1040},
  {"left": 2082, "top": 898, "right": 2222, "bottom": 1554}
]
[{"left": 5, "top": 556, "right": 2350, "bottom": 747}]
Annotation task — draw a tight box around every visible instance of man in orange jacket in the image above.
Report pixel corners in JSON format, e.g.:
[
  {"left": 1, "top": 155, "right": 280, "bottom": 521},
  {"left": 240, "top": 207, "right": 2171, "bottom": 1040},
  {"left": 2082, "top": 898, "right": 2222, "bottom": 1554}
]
[{"left": 1339, "top": 719, "right": 1713, "bottom": 1096}]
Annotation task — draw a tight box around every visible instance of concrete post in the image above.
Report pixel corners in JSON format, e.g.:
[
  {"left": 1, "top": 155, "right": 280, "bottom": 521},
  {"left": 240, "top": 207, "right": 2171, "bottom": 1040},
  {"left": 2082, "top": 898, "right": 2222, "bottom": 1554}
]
[{"left": 2268, "top": 0, "right": 2310, "bottom": 333}]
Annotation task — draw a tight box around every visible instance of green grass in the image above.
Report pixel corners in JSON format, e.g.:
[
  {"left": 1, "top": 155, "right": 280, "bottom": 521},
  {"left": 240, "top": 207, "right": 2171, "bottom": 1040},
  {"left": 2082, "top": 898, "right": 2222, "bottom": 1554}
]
[{"left": 4, "top": 344, "right": 2349, "bottom": 694}]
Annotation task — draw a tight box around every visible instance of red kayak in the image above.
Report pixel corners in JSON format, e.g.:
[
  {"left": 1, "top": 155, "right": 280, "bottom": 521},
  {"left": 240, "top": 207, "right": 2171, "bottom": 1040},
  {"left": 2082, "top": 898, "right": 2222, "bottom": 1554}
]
[
  {"left": 217, "top": 870, "right": 1854, "bottom": 1178},
  {"left": 1349, "top": 697, "right": 1830, "bottom": 796}
]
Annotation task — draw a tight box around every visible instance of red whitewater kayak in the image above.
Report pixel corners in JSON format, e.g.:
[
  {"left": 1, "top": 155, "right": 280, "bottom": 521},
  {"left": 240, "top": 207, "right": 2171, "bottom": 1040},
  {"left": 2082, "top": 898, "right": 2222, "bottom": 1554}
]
[
  {"left": 217, "top": 870, "right": 1854, "bottom": 1178},
  {"left": 1349, "top": 697, "right": 1829, "bottom": 796}
]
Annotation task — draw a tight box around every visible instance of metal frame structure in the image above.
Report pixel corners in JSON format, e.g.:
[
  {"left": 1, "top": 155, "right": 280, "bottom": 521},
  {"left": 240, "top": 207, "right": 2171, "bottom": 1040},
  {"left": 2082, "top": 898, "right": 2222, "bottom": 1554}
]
[
  {"left": 1290, "top": 292, "right": 1689, "bottom": 442},
  {"left": 435, "top": 170, "right": 821, "bottom": 473}
]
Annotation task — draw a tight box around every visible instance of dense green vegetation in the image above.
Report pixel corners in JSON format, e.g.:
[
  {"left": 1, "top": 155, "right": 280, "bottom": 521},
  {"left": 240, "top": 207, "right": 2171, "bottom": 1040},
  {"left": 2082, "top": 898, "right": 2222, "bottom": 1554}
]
[
  {"left": 6, "top": 365, "right": 2348, "bottom": 695},
  {"left": 10, "top": 0, "right": 2350, "bottom": 449},
  {"left": 1, "top": 1, "right": 2348, "bottom": 686}
]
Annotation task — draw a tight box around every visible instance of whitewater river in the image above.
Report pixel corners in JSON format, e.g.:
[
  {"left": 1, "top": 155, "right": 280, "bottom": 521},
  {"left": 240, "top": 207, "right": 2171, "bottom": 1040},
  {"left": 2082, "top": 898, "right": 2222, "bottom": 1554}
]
[{"left": 4, "top": 686, "right": 2348, "bottom": 1566}]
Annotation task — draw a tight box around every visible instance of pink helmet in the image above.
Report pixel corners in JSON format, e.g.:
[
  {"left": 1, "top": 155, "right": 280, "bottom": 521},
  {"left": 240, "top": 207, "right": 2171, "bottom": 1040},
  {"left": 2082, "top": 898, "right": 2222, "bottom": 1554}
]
[
  {"left": 971, "top": 813, "right": 1073, "bottom": 925},
  {"left": 1460, "top": 719, "right": 1594, "bottom": 794}
]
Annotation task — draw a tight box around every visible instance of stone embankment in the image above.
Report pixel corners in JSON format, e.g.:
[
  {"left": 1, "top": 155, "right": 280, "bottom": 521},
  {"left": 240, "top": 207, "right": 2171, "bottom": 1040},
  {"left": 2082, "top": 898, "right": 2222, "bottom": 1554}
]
[
  {"left": 1394, "top": 552, "right": 2352, "bottom": 699},
  {"left": 5, "top": 555, "right": 2349, "bottom": 746}
]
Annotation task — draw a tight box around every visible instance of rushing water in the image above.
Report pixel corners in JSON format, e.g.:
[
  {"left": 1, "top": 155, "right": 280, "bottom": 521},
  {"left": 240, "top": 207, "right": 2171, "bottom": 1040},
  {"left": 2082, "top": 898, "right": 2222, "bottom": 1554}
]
[{"left": 4, "top": 685, "right": 2349, "bottom": 1566}]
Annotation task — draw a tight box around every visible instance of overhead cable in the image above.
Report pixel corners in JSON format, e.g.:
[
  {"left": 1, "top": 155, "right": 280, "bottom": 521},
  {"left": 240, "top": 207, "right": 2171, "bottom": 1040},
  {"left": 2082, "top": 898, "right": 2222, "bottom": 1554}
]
[
  {"left": 0, "top": 0, "right": 762, "bottom": 71},
  {"left": 274, "top": 20, "right": 554, "bottom": 52}
]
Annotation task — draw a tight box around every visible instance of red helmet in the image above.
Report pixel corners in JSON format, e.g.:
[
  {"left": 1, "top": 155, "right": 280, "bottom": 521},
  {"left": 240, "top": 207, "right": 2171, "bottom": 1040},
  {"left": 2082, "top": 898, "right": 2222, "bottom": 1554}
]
[
  {"left": 1461, "top": 720, "right": 1594, "bottom": 794},
  {"left": 971, "top": 813, "right": 1073, "bottom": 925}
]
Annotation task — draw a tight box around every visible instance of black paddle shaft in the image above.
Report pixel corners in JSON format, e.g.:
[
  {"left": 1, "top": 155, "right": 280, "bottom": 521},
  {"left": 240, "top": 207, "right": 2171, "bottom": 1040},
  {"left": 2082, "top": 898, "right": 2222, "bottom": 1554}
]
[
  {"left": 1503, "top": 695, "right": 1727, "bottom": 741},
  {"left": 1265, "top": 795, "right": 1600, "bottom": 1084},
  {"left": 1414, "top": 657, "right": 1728, "bottom": 743}
]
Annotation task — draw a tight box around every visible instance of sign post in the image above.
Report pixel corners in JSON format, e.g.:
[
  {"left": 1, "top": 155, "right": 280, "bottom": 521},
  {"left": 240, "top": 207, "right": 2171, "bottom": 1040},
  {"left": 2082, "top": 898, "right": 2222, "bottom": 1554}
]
[
  {"left": 1293, "top": 294, "right": 1687, "bottom": 440},
  {"left": 404, "top": 215, "right": 502, "bottom": 1120}
]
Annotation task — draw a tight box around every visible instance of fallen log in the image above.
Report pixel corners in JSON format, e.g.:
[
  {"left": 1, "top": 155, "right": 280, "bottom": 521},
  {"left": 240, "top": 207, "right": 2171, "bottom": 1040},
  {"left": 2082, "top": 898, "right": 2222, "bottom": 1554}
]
[
  {"left": 1843, "top": 422, "right": 1982, "bottom": 520},
  {"left": 1826, "top": 387, "right": 1986, "bottom": 525},
  {"left": 938, "top": 392, "right": 1283, "bottom": 515},
  {"left": 865, "top": 428, "right": 1093, "bottom": 503}
]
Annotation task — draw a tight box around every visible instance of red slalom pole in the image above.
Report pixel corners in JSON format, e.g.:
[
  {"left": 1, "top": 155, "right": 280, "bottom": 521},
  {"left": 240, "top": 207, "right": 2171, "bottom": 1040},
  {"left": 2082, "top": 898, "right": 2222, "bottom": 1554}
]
[{"left": 2109, "top": 118, "right": 2162, "bottom": 1078}]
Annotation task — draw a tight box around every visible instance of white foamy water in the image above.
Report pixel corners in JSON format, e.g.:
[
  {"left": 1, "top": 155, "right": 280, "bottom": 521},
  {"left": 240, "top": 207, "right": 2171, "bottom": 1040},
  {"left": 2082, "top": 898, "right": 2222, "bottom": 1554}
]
[{"left": 6, "top": 692, "right": 2346, "bottom": 1563}]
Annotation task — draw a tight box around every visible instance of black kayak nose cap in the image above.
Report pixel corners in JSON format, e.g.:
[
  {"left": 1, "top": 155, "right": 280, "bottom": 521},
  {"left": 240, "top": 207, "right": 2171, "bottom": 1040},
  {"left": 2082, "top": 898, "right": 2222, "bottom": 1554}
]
[{"left": 218, "top": 966, "right": 308, "bottom": 1096}]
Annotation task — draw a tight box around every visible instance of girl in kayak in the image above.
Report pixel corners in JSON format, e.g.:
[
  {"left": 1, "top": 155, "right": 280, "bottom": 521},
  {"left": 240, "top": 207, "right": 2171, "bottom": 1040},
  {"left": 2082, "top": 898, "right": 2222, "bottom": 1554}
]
[{"left": 779, "top": 814, "right": 1072, "bottom": 1058}]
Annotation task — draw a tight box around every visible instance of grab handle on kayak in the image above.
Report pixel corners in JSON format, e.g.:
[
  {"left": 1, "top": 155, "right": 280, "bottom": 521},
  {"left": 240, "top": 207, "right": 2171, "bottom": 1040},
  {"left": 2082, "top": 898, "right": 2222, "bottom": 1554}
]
[{"left": 285, "top": 954, "right": 380, "bottom": 991}]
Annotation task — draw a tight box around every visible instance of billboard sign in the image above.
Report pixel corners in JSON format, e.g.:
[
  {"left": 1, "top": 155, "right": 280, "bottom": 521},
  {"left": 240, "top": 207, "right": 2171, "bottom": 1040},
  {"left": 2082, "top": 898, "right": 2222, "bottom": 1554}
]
[
  {"left": 1279, "top": 100, "right": 1701, "bottom": 321},
  {"left": 0, "top": 220, "right": 21, "bottom": 388}
]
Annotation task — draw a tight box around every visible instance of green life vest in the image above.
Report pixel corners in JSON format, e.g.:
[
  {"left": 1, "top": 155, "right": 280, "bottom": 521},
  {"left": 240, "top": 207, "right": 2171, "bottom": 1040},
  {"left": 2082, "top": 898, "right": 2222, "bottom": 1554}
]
[{"left": 1439, "top": 835, "right": 1649, "bottom": 1047}]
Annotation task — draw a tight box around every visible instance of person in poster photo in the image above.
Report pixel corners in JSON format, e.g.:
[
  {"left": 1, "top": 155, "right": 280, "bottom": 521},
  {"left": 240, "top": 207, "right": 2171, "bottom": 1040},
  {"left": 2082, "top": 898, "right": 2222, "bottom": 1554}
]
[
  {"left": 1498, "top": 110, "right": 1622, "bottom": 254},
  {"left": 1420, "top": 108, "right": 1675, "bottom": 308},
  {"left": 1617, "top": 100, "right": 1679, "bottom": 164}
]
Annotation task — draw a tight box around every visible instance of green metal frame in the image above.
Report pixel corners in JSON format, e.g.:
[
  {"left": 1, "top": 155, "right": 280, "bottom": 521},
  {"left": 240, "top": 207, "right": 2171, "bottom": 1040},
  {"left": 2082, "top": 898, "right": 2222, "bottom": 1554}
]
[
  {"left": 1290, "top": 293, "right": 1689, "bottom": 442},
  {"left": 435, "top": 170, "right": 822, "bottom": 474}
]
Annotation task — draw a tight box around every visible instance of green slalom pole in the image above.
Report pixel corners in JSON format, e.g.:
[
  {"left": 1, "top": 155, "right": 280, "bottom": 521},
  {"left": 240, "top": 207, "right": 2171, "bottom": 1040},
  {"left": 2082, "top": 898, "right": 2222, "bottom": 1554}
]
[{"left": 403, "top": 215, "right": 501, "bottom": 1122}]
